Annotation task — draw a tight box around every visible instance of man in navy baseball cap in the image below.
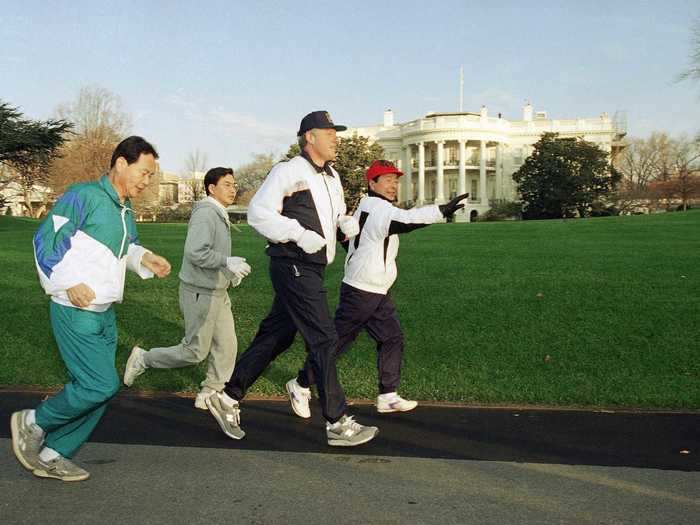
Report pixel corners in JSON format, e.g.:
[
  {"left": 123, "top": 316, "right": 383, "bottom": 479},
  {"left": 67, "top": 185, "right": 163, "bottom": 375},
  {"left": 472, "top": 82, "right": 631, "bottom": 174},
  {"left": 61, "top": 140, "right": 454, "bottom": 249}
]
[
  {"left": 297, "top": 111, "right": 347, "bottom": 136},
  {"left": 206, "top": 109, "right": 379, "bottom": 448}
]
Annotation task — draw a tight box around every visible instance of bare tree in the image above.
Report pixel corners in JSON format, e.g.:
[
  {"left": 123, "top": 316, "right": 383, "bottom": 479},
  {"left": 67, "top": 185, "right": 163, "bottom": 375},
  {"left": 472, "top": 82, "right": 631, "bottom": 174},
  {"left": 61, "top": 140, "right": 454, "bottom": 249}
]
[
  {"left": 55, "top": 85, "right": 131, "bottom": 139},
  {"left": 677, "top": 17, "right": 700, "bottom": 92},
  {"left": 615, "top": 133, "right": 672, "bottom": 211},
  {"left": 130, "top": 167, "right": 163, "bottom": 219},
  {"left": 653, "top": 136, "right": 700, "bottom": 210},
  {"left": 234, "top": 152, "right": 274, "bottom": 205},
  {"left": 49, "top": 86, "right": 131, "bottom": 193},
  {"left": 182, "top": 149, "right": 207, "bottom": 202},
  {"left": 8, "top": 154, "right": 54, "bottom": 217},
  {"left": 617, "top": 134, "right": 670, "bottom": 191},
  {"left": 676, "top": 137, "right": 700, "bottom": 210},
  {"left": 623, "top": 134, "right": 700, "bottom": 211}
]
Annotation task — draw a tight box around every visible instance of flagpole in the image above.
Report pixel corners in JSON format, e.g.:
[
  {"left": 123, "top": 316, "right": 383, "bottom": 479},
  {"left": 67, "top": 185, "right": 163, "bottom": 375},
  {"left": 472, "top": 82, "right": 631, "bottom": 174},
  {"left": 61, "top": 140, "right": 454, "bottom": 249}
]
[{"left": 459, "top": 66, "right": 464, "bottom": 112}]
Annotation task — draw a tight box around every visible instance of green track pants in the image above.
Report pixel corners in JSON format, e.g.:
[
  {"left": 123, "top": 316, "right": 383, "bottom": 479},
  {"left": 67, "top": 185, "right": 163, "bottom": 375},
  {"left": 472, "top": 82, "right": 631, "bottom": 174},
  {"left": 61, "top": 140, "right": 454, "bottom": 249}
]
[{"left": 35, "top": 302, "right": 120, "bottom": 458}]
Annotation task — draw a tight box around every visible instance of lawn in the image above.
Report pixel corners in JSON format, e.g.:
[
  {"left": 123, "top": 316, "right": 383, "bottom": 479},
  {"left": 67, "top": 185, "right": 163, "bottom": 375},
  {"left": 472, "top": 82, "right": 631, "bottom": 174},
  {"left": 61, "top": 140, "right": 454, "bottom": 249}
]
[{"left": 1, "top": 210, "right": 698, "bottom": 409}]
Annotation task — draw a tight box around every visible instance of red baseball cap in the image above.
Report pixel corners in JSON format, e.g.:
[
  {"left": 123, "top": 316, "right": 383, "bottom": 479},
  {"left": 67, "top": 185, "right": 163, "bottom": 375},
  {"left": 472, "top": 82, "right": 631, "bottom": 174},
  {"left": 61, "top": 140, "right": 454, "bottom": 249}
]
[{"left": 366, "top": 160, "right": 404, "bottom": 182}]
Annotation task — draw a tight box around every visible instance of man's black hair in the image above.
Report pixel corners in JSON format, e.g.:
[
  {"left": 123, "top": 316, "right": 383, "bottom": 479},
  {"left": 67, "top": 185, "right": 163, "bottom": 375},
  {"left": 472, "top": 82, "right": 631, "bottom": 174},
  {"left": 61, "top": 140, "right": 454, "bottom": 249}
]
[
  {"left": 204, "top": 167, "right": 234, "bottom": 195},
  {"left": 110, "top": 136, "right": 159, "bottom": 168}
]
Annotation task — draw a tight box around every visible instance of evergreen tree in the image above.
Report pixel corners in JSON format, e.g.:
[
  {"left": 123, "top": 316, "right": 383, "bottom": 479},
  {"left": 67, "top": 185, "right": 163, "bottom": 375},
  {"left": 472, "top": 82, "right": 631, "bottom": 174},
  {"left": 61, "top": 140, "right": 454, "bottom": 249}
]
[{"left": 514, "top": 133, "right": 620, "bottom": 219}]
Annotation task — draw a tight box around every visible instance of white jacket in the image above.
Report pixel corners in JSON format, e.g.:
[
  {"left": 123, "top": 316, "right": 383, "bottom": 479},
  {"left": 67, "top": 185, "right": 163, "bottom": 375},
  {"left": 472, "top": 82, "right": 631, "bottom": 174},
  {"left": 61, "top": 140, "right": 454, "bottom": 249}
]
[
  {"left": 248, "top": 155, "right": 347, "bottom": 266},
  {"left": 343, "top": 195, "right": 444, "bottom": 294}
]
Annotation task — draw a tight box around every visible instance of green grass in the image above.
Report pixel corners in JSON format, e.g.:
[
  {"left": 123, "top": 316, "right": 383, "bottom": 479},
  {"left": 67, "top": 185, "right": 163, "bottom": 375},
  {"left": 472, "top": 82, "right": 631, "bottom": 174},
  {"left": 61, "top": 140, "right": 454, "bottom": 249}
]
[{"left": 1, "top": 211, "right": 698, "bottom": 409}]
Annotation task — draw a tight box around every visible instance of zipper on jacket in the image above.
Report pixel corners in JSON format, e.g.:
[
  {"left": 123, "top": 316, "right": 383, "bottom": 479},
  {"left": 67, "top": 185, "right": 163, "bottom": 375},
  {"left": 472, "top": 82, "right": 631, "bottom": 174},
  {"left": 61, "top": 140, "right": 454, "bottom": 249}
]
[
  {"left": 321, "top": 174, "right": 335, "bottom": 232},
  {"left": 118, "top": 206, "right": 129, "bottom": 258}
]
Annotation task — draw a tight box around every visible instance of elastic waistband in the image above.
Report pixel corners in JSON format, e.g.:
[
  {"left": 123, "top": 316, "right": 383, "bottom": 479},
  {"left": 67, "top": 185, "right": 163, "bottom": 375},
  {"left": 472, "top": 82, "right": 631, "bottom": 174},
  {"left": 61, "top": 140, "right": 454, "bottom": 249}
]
[
  {"left": 51, "top": 296, "right": 112, "bottom": 313},
  {"left": 179, "top": 281, "right": 228, "bottom": 297},
  {"left": 270, "top": 256, "right": 325, "bottom": 271},
  {"left": 341, "top": 278, "right": 389, "bottom": 296}
]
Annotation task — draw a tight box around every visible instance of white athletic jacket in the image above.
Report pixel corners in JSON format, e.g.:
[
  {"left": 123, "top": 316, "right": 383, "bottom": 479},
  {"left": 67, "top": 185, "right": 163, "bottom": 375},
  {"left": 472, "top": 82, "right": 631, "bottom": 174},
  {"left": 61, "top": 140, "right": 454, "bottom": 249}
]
[
  {"left": 342, "top": 193, "right": 444, "bottom": 294},
  {"left": 248, "top": 155, "right": 347, "bottom": 266}
]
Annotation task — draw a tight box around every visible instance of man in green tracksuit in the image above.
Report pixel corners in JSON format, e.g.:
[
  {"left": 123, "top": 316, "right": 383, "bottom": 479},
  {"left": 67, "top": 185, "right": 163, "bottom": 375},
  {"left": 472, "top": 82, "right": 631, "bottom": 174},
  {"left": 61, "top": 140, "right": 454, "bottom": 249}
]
[
  {"left": 123, "top": 167, "right": 251, "bottom": 422},
  {"left": 10, "top": 136, "right": 171, "bottom": 482}
]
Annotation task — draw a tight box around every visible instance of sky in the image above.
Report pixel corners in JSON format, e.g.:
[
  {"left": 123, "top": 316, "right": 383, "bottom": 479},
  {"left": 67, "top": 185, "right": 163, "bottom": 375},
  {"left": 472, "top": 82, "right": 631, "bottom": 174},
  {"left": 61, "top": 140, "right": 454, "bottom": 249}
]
[{"left": 3, "top": 0, "right": 700, "bottom": 172}]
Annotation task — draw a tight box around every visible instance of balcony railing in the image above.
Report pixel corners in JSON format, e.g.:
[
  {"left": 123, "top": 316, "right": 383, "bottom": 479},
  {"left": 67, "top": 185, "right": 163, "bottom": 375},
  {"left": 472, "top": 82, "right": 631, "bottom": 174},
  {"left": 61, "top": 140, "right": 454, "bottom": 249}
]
[{"left": 399, "top": 115, "right": 617, "bottom": 135}]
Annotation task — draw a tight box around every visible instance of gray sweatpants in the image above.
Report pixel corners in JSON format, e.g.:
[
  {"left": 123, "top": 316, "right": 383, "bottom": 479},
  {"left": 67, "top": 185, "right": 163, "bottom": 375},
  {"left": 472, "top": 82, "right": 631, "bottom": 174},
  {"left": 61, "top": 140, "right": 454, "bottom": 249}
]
[{"left": 144, "top": 283, "right": 237, "bottom": 391}]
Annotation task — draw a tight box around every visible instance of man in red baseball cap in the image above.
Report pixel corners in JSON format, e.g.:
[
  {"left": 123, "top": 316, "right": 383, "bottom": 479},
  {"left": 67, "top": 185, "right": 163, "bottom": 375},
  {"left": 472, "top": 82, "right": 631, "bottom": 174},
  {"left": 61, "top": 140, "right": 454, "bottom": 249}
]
[{"left": 286, "top": 160, "right": 468, "bottom": 417}]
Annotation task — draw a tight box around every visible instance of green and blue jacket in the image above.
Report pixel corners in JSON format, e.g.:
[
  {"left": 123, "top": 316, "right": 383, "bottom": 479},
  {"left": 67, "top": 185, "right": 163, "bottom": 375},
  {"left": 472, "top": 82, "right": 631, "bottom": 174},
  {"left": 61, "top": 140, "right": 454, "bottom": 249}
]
[{"left": 33, "top": 174, "right": 153, "bottom": 312}]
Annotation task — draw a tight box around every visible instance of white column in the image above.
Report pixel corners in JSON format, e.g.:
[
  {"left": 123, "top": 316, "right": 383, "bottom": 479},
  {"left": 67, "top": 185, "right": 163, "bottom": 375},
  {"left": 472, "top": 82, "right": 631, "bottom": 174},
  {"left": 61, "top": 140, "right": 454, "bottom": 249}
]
[
  {"left": 396, "top": 156, "right": 403, "bottom": 203},
  {"left": 495, "top": 143, "right": 503, "bottom": 200},
  {"left": 458, "top": 139, "right": 466, "bottom": 195},
  {"left": 418, "top": 142, "right": 425, "bottom": 205},
  {"left": 479, "top": 140, "right": 487, "bottom": 205},
  {"left": 435, "top": 140, "right": 445, "bottom": 204},
  {"left": 457, "top": 139, "right": 467, "bottom": 218},
  {"left": 403, "top": 146, "right": 413, "bottom": 204}
]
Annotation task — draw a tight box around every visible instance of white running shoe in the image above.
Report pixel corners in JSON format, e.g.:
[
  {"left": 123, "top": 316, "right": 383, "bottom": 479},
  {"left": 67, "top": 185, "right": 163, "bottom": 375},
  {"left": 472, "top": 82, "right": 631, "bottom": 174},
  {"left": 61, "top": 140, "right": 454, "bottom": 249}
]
[
  {"left": 326, "top": 415, "right": 378, "bottom": 447},
  {"left": 194, "top": 387, "right": 216, "bottom": 410},
  {"left": 10, "top": 410, "right": 44, "bottom": 471},
  {"left": 123, "top": 346, "right": 147, "bottom": 386},
  {"left": 206, "top": 393, "right": 245, "bottom": 440},
  {"left": 33, "top": 455, "right": 90, "bottom": 482},
  {"left": 285, "top": 378, "right": 311, "bottom": 419},
  {"left": 376, "top": 393, "right": 418, "bottom": 413}
]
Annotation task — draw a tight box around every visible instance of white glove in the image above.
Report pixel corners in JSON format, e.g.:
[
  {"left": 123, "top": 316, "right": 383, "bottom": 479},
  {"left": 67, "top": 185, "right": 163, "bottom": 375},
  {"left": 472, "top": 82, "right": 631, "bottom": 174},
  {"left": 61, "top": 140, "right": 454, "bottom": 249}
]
[
  {"left": 338, "top": 215, "right": 360, "bottom": 238},
  {"left": 226, "top": 256, "right": 251, "bottom": 280},
  {"left": 296, "top": 230, "right": 326, "bottom": 254},
  {"left": 222, "top": 269, "right": 242, "bottom": 288}
]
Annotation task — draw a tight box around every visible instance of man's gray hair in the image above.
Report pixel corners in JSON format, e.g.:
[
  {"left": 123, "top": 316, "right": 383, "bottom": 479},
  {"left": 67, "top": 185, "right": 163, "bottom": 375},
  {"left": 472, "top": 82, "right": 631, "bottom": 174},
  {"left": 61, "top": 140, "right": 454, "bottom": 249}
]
[{"left": 298, "top": 132, "right": 309, "bottom": 150}]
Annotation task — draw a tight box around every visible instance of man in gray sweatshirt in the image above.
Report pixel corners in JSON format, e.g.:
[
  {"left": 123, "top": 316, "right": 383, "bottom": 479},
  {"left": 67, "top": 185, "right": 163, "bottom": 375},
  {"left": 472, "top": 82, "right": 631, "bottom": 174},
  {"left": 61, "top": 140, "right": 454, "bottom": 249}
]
[{"left": 123, "top": 167, "right": 250, "bottom": 434}]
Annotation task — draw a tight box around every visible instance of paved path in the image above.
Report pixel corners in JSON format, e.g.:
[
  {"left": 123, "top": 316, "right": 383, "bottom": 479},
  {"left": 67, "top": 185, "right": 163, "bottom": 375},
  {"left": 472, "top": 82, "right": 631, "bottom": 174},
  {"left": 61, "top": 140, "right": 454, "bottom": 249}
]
[{"left": 1, "top": 390, "right": 698, "bottom": 524}]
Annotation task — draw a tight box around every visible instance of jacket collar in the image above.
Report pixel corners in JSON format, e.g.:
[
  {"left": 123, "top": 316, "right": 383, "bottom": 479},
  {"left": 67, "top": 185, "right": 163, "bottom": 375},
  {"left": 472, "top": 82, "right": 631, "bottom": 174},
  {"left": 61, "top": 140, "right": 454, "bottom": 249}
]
[
  {"left": 300, "top": 151, "right": 336, "bottom": 178},
  {"left": 99, "top": 174, "right": 131, "bottom": 209},
  {"left": 368, "top": 188, "right": 395, "bottom": 204},
  {"left": 204, "top": 196, "right": 231, "bottom": 225}
]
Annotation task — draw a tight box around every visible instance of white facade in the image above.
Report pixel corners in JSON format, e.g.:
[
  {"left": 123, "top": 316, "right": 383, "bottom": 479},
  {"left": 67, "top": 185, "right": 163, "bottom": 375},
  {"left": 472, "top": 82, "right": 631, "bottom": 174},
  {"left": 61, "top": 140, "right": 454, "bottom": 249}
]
[
  {"left": 1, "top": 180, "right": 51, "bottom": 217},
  {"left": 159, "top": 170, "right": 205, "bottom": 204},
  {"left": 342, "top": 104, "right": 626, "bottom": 221}
]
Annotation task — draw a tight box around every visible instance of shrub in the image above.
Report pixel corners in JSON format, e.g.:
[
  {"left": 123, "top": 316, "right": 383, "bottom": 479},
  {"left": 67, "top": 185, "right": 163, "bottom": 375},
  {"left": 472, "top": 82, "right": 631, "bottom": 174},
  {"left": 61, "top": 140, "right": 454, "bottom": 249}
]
[
  {"left": 157, "top": 204, "right": 193, "bottom": 222},
  {"left": 484, "top": 201, "right": 522, "bottom": 221},
  {"left": 590, "top": 201, "right": 620, "bottom": 217},
  {"left": 674, "top": 203, "right": 693, "bottom": 212}
]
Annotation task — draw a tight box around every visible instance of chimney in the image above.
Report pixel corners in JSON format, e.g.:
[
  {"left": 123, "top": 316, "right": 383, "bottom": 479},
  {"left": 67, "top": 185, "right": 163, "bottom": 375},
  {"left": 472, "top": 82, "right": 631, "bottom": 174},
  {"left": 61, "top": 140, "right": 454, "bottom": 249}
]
[
  {"left": 383, "top": 109, "right": 394, "bottom": 127},
  {"left": 523, "top": 102, "right": 533, "bottom": 121}
]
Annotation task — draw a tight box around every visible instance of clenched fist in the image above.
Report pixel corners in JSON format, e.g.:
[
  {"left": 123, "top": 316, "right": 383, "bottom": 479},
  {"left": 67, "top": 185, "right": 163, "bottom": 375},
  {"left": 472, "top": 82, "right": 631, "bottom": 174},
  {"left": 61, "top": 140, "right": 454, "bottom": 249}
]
[
  {"left": 67, "top": 283, "right": 96, "bottom": 308},
  {"left": 142, "top": 252, "right": 171, "bottom": 278}
]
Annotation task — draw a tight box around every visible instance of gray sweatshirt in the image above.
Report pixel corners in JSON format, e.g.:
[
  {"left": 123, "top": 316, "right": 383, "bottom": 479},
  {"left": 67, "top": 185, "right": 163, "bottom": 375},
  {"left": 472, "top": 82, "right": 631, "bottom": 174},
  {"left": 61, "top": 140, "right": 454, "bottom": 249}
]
[{"left": 178, "top": 198, "right": 233, "bottom": 295}]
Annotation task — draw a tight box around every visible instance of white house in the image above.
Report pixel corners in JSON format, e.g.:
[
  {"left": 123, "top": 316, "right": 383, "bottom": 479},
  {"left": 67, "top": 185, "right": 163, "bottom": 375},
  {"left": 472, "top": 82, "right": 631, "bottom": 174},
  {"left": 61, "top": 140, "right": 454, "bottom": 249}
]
[{"left": 342, "top": 103, "right": 626, "bottom": 221}]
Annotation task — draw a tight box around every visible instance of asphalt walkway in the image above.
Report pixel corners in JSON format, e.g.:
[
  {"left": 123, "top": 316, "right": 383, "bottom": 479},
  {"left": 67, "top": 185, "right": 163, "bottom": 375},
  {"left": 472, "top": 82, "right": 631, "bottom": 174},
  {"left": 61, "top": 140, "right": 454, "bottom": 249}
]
[{"left": 1, "top": 390, "right": 698, "bottom": 524}]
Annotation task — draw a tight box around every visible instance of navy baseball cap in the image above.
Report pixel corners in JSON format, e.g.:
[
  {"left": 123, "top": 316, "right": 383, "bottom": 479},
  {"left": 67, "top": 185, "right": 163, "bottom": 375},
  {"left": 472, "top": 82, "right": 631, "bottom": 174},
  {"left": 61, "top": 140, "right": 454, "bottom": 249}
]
[{"left": 297, "top": 111, "right": 347, "bottom": 136}]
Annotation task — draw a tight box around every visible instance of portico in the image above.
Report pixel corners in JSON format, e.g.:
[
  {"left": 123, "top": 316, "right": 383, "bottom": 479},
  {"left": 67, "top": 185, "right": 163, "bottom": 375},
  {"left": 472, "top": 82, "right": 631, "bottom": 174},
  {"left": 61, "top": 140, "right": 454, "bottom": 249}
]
[{"left": 399, "top": 138, "right": 501, "bottom": 207}]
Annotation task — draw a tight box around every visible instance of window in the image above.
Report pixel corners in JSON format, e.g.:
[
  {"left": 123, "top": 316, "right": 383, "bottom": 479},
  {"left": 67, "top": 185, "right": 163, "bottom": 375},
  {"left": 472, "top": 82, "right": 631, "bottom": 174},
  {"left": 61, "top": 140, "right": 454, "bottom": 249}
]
[
  {"left": 513, "top": 147, "right": 523, "bottom": 164},
  {"left": 446, "top": 146, "right": 458, "bottom": 165},
  {"left": 449, "top": 177, "right": 457, "bottom": 198},
  {"left": 426, "top": 149, "right": 435, "bottom": 167}
]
